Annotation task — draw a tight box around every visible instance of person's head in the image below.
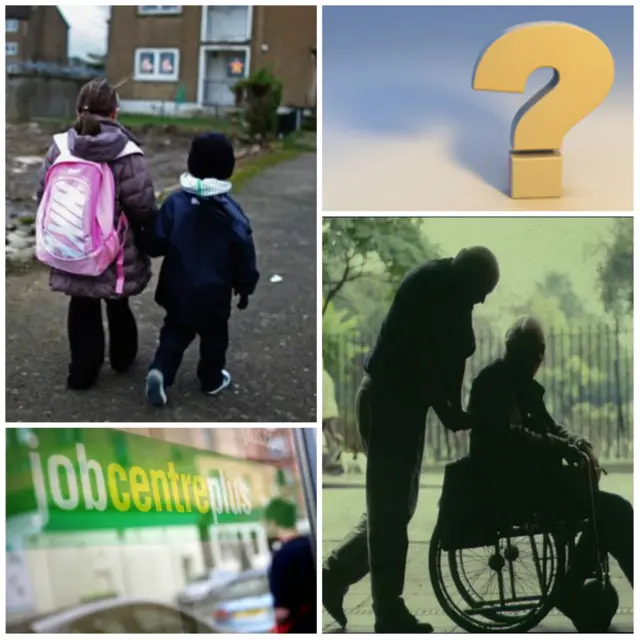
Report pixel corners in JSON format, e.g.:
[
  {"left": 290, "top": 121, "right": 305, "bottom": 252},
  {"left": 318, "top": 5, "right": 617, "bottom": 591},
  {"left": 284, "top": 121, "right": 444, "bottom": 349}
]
[
  {"left": 74, "top": 78, "right": 119, "bottom": 137},
  {"left": 505, "top": 316, "right": 546, "bottom": 377},
  {"left": 452, "top": 246, "right": 500, "bottom": 304},
  {"left": 187, "top": 132, "right": 236, "bottom": 181},
  {"left": 263, "top": 497, "right": 298, "bottom": 541}
]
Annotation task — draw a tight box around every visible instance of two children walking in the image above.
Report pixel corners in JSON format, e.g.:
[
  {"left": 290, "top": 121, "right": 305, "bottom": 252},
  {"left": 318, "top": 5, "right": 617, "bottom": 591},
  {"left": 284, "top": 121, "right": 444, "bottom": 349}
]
[{"left": 36, "top": 78, "right": 259, "bottom": 406}]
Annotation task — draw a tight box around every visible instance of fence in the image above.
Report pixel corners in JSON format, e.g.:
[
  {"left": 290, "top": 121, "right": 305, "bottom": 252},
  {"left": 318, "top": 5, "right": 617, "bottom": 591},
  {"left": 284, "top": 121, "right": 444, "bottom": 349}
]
[
  {"left": 6, "top": 67, "right": 95, "bottom": 123},
  {"left": 326, "top": 324, "right": 633, "bottom": 465}
]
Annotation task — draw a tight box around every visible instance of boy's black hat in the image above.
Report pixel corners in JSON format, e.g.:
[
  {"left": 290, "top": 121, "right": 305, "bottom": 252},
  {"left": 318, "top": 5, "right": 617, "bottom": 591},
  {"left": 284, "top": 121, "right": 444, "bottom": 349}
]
[{"left": 188, "top": 132, "right": 235, "bottom": 180}]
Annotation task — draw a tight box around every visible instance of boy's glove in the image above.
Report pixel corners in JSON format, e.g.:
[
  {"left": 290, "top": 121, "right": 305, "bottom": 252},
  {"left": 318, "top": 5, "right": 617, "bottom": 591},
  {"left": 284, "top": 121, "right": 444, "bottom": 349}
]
[{"left": 237, "top": 293, "right": 249, "bottom": 310}]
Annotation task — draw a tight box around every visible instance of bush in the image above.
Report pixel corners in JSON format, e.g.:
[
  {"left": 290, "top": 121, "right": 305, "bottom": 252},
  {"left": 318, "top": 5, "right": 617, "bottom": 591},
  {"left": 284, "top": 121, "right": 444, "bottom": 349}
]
[{"left": 234, "top": 67, "right": 283, "bottom": 139}]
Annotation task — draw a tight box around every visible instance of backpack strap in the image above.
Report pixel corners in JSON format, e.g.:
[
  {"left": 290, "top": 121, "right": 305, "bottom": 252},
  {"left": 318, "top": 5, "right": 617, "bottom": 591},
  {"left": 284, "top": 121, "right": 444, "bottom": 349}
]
[
  {"left": 53, "top": 133, "right": 70, "bottom": 155},
  {"left": 116, "top": 141, "right": 144, "bottom": 158},
  {"left": 52, "top": 134, "right": 142, "bottom": 159}
]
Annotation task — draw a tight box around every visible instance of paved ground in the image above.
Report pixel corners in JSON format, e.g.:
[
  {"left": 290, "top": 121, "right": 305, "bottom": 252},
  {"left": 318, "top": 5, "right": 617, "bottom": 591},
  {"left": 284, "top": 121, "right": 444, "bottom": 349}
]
[
  {"left": 6, "top": 153, "right": 317, "bottom": 422},
  {"left": 322, "top": 471, "right": 633, "bottom": 633}
]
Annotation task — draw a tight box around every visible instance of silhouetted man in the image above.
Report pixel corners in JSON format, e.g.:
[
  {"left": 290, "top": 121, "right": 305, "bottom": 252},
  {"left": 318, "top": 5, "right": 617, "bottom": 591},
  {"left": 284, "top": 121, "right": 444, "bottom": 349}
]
[
  {"left": 468, "top": 316, "right": 633, "bottom": 632},
  {"left": 323, "top": 247, "right": 500, "bottom": 633}
]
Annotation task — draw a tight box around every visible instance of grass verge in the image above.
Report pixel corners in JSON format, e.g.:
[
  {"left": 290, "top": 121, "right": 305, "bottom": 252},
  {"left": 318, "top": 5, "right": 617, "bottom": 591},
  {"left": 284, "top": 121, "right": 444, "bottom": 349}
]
[
  {"left": 118, "top": 112, "right": 234, "bottom": 133},
  {"left": 233, "top": 135, "right": 314, "bottom": 193},
  {"left": 155, "top": 132, "right": 315, "bottom": 201}
]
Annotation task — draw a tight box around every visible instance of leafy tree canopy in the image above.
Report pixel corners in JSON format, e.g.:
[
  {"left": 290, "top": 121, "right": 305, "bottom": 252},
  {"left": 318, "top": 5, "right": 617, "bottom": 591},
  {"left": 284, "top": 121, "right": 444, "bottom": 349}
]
[
  {"left": 598, "top": 218, "right": 633, "bottom": 316},
  {"left": 322, "top": 218, "right": 440, "bottom": 315}
]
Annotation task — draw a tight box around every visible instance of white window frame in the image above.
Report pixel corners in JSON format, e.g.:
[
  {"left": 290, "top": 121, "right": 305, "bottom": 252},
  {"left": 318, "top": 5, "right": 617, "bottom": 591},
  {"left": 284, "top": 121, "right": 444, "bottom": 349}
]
[
  {"left": 200, "top": 6, "right": 254, "bottom": 43},
  {"left": 6, "top": 42, "right": 18, "bottom": 56},
  {"left": 6, "top": 19, "right": 19, "bottom": 33},
  {"left": 137, "top": 6, "right": 182, "bottom": 16},
  {"left": 196, "top": 44, "right": 252, "bottom": 107},
  {"left": 134, "top": 47, "right": 180, "bottom": 82}
]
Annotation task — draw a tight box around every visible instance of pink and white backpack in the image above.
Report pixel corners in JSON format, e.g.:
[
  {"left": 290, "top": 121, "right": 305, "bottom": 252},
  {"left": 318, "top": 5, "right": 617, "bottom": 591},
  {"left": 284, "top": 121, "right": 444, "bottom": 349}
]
[{"left": 35, "top": 133, "right": 143, "bottom": 295}]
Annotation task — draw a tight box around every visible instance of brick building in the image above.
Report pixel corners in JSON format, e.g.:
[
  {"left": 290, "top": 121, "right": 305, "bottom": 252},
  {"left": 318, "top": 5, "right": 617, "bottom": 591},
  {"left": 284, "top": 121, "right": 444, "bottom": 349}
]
[
  {"left": 106, "top": 5, "right": 316, "bottom": 114},
  {"left": 5, "top": 6, "right": 68, "bottom": 65}
]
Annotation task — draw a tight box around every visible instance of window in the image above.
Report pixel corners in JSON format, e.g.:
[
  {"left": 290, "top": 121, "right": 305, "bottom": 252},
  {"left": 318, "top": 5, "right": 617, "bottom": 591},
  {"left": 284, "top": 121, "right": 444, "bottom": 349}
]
[
  {"left": 138, "top": 6, "right": 181, "bottom": 15},
  {"left": 70, "top": 604, "right": 210, "bottom": 633},
  {"left": 218, "top": 529, "right": 238, "bottom": 561},
  {"left": 134, "top": 48, "right": 179, "bottom": 82},
  {"left": 6, "top": 42, "right": 18, "bottom": 56},
  {"left": 223, "top": 574, "right": 270, "bottom": 600},
  {"left": 226, "top": 51, "right": 248, "bottom": 79},
  {"left": 132, "top": 604, "right": 202, "bottom": 633},
  {"left": 6, "top": 19, "right": 18, "bottom": 32},
  {"left": 69, "top": 609, "right": 131, "bottom": 633},
  {"left": 204, "top": 6, "right": 250, "bottom": 42},
  {"left": 204, "top": 428, "right": 216, "bottom": 450},
  {"left": 267, "top": 435, "right": 288, "bottom": 458},
  {"left": 250, "top": 529, "right": 259, "bottom": 554}
]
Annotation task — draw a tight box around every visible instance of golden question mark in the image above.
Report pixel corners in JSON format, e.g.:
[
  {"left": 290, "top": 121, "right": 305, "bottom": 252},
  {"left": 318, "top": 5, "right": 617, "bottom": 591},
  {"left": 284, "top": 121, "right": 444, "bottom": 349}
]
[{"left": 472, "top": 22, "right": 614, "bottom": 199}]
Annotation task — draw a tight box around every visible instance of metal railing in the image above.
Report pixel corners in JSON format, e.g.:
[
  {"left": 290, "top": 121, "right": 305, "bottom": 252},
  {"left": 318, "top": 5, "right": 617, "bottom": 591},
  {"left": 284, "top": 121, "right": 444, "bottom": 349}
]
[
  {"left": 7, "top": 60, "right": 98, "bottom": 78},
  {"left": 325, "top": 324, "right": 633, "bottom": 464}
]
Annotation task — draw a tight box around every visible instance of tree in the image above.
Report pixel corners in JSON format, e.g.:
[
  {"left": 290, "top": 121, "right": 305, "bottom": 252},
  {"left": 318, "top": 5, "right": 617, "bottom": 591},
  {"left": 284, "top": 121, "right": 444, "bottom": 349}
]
[
  {"left": 322, "top": 218, "right": 440, "bottom": 315},
  {"left": 233, "top": 67, "right": 283, "bottom": 139},
  {"left": 535, "top": 272, "right": 585, "bottom": 320},
  {"left": 598, "top": 218, "right": 633, "bottom": 315},
  {"left": 512, "top": 290, "right": 569, "bottom": 331}
]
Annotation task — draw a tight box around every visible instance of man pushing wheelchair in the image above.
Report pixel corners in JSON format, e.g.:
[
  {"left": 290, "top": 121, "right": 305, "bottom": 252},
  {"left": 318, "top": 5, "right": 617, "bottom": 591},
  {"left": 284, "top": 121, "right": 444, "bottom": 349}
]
[{"left": 323, "top": 239, "right": 632, "bottom": 633}]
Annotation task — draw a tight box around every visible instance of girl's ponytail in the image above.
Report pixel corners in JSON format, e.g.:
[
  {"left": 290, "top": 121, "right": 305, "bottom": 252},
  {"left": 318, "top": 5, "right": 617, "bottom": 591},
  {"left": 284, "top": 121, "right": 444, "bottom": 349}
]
[
  {"left": 74, "top": 110, "right": 101, "bottom": 136},
  {"left": 74, "top": 78, "right": 118, "bottom": 137}
]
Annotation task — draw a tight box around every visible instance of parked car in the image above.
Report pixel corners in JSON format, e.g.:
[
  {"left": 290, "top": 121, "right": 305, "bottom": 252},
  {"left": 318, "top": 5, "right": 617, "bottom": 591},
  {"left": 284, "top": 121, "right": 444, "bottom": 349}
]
[
  {"left": 177, "top": 569, "right": 238, "bottom": 606},
  {"left": 209, "top": 569, "right": 275, "bottom": 634},
  {"left": 7, "top": 597, "right": 218, "bottom": 633}
]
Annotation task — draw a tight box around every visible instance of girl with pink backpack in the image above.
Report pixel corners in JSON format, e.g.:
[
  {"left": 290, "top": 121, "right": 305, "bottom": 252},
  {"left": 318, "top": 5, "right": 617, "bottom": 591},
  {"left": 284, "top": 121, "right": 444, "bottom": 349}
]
[{"left": 35, "top": 78, "right": 157, "bottom": 390}]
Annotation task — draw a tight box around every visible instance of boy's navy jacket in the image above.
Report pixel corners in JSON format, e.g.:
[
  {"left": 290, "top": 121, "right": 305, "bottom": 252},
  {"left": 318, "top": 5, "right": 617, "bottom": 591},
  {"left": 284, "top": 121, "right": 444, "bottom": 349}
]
[{"left": 145, "top": 189, "right": 259, "bottom": 326}]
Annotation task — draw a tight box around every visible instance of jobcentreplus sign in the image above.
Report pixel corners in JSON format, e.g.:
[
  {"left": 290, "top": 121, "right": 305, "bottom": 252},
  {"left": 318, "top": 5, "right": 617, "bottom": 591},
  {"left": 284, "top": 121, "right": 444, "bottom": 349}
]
[{"left": 27, "top": 438, "right": 253, "bottom": 526}]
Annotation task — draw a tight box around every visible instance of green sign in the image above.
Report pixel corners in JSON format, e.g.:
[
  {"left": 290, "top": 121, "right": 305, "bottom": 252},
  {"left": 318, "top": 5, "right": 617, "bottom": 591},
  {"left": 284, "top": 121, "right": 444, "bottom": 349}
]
[{"left": 6, "top": 429, "right": 274, "bottom": 533}]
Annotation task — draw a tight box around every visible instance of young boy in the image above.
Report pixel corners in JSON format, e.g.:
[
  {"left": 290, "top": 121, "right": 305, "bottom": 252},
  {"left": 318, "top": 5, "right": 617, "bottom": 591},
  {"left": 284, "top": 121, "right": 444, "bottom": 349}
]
[
  {"left": 264, "top": 498, "right": 316, "bottom": 633},
  {"left": 144, "top": 132, "right": 259, "bottom": 406}
]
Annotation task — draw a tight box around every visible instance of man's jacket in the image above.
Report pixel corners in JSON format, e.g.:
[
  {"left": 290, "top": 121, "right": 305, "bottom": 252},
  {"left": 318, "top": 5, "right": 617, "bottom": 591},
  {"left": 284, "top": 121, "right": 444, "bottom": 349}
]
[
  {"left": 468, "top": 358, "right": 582, "bottom": 475},
  {"left": 365, "top": 258, "right": 476, "bottom": 402}
]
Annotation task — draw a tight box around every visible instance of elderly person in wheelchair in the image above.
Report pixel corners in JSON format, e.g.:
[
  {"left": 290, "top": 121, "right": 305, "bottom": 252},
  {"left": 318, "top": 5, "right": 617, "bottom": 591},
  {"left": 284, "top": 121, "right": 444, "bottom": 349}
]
[{"left": 429, "top": 316, "right": 633, "bottom": 633}]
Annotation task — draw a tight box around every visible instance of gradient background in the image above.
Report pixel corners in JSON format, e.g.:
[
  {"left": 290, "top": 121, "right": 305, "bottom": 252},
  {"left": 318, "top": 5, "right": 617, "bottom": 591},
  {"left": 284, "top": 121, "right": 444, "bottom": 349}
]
[{"left": 323, "top": 6, "right": 634, "bottom": 211}]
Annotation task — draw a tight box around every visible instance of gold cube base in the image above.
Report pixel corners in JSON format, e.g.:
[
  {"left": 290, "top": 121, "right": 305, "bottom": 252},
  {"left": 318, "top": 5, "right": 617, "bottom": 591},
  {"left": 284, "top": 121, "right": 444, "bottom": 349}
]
[{"left": 510, "top": 151, "right": 563, "bottom": 199}]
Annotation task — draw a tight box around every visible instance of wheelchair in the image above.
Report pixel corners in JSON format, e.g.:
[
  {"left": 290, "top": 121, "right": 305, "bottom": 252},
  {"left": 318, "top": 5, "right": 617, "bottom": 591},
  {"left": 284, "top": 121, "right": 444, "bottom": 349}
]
[{"left": 428, "top": 453, "right": 613, "bottom": 633}]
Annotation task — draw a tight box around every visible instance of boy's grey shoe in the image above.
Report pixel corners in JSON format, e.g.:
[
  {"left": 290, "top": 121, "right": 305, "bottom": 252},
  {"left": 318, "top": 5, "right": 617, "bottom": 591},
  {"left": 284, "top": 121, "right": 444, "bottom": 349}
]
[
  {"left": 204, "top": 369, "right": 231, "bottom": 395},
  {"left": 146, "top": 369, "right": 168, "bottom": 407}
]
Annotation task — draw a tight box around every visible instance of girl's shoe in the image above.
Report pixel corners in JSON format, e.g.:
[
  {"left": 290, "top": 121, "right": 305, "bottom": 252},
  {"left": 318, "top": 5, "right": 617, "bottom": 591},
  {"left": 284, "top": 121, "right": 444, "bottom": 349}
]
[
  {"left": 146, "top": 369, "right": 168, "bottom": 407},
  {"left": 204, "top": 370, "right": 231, "bottom": 395}
]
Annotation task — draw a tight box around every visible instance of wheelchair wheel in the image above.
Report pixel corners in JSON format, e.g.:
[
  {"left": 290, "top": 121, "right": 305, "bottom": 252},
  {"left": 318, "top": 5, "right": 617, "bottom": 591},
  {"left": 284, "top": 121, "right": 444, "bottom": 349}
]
[{"left": 429, "top": 522, "right": 566, "bottom": 632}]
